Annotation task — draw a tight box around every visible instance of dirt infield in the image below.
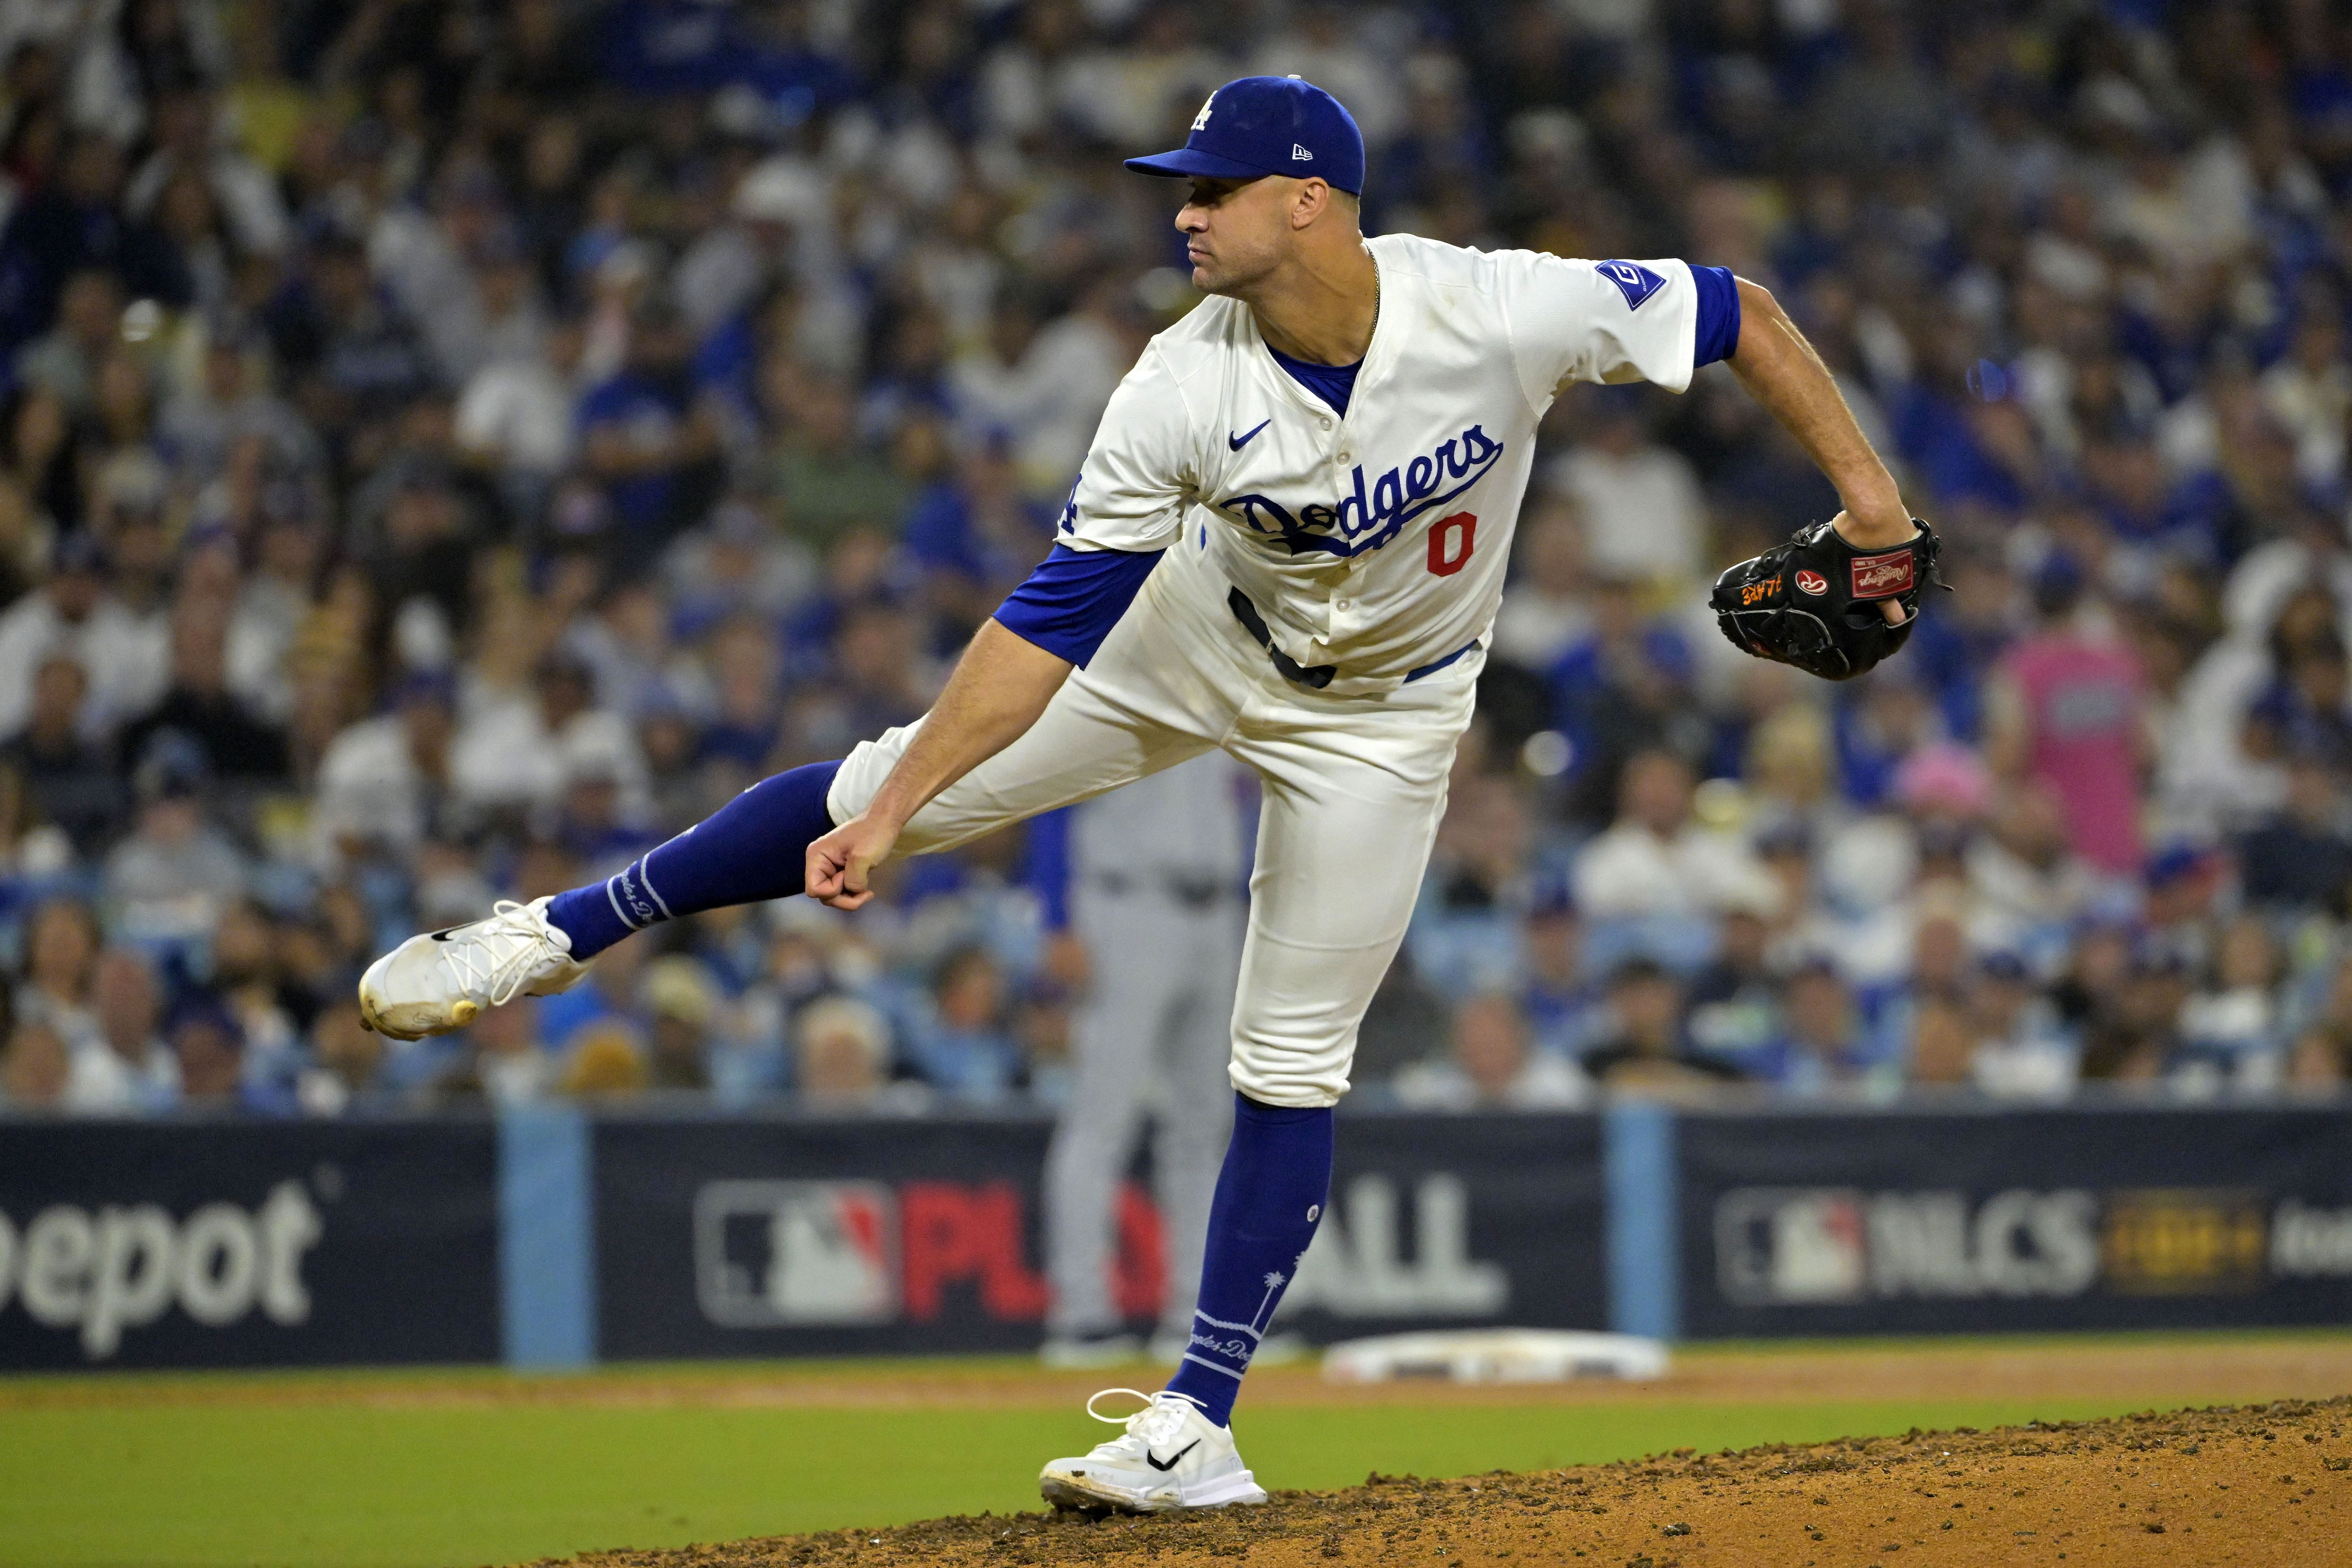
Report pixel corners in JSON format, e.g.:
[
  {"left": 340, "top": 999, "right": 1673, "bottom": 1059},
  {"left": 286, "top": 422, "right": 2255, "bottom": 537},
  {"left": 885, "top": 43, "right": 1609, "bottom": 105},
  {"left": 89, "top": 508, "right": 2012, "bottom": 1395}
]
[{"left": 537, "top": 1397, "right": 2352, "bottom": 1568}]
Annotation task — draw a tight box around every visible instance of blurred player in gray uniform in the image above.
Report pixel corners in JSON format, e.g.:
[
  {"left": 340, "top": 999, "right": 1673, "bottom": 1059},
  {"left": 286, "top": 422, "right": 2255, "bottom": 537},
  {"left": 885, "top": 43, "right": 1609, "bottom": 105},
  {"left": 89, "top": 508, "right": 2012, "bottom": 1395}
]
[{"left": 1041, "top": 753, "right": 1247, "bottom": 1366}]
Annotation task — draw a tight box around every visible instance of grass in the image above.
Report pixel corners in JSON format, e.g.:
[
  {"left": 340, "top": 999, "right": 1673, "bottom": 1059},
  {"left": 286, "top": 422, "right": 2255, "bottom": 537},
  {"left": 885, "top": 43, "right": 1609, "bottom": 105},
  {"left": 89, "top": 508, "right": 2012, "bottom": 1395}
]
[{"left": 0, "top": 1363, "right": 2234, "bottom": 1568}]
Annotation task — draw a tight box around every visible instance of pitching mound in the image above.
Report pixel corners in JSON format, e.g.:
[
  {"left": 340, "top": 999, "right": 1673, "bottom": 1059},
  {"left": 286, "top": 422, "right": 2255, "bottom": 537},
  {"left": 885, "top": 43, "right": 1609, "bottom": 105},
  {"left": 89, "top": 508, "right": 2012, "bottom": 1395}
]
[{"left": 540, "top": 1397, "right": 2350, "bottom": 1568}]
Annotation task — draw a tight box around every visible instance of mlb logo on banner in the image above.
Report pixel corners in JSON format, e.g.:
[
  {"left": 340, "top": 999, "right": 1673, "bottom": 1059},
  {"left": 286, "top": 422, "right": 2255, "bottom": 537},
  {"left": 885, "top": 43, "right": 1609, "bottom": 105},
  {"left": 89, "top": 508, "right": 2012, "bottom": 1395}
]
[
  {"left": 1716, "top": 1188, "right": 1868, "bottom": 1305},
  {"left": 694, "top": 1180, "right": 899, "bottom": 1326}
]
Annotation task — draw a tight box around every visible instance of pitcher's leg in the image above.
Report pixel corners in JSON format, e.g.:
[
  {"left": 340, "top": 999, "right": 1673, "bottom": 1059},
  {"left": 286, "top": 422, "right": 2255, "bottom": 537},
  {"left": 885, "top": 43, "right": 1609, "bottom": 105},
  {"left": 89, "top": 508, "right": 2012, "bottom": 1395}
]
[
  {"left": 548, "top": 762, "right": 841, "bottom": 959},
  {"left": 1161, "top": 674, "right": 1473, "bottom": 1423},
  {"left": 363, "top": 763, "right": 847, "bottom": 1035},
  {"left": 1223, "top": 734, "right": 1458, "bottom": 1107},
  {"left": 543, "top": 643, "right": 1219, "bottom": 961},
  {"left": 831, "top": 646, "right": 1222, "bottom": 859}
]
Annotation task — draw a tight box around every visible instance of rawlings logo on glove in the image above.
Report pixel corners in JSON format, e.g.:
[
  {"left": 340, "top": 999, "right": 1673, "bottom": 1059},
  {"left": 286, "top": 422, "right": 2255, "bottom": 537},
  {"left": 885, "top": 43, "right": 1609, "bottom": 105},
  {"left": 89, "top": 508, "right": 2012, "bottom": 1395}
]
[
  {"left": 1711, "top": 518, "right": 1944, "bottom": 681},
  {"left": 1850, "top": 552, "right": 1914, "bottom": 598}
]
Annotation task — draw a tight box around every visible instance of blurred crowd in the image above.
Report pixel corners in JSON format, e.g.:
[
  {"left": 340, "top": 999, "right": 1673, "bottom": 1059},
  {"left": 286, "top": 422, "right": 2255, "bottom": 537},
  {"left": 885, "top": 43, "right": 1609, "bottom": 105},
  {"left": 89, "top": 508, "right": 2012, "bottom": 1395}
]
[{"left": 5, "top": 0, "right": 2352, "bottom": 1117}]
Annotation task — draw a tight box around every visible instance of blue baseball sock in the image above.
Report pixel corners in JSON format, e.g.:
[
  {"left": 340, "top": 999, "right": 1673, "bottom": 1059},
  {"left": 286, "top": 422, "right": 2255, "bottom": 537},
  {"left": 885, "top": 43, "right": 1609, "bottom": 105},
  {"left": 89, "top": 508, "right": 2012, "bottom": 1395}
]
[
  {"left": 1163, "top": 1093, "right": 1332, "bottom": 1427},
  {"left": 543, "top": 760, "right": 842, "bottom": 959}
]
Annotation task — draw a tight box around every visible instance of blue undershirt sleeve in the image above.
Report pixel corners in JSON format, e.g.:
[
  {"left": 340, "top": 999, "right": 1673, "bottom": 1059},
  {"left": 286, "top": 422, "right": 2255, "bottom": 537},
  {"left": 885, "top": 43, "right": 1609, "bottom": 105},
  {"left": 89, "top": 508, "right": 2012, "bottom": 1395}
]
[
  {"left": 991, "top": 543, "right": 1165, "bottom": 667},
  {"left": 1691, "top": 264, "right": 1742, "bottom": 369},
  {"left": 1019, "top": 806, "right": 1073, "bottom": 931}
]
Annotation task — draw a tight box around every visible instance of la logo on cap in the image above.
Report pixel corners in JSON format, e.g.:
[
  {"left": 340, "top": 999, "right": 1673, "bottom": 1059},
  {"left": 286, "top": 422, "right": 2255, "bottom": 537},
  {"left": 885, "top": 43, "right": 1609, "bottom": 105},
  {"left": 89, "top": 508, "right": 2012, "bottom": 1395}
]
[{"left": 1192, "top": 93, "right": 1215, "bottom": 131}]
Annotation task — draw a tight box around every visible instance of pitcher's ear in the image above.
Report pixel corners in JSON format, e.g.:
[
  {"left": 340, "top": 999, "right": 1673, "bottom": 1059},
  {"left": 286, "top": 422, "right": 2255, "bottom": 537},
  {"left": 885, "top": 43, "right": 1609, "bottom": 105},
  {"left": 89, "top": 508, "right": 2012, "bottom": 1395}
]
[{"left": 1291, "top": 177, "right": 1331, "bottom": 228}]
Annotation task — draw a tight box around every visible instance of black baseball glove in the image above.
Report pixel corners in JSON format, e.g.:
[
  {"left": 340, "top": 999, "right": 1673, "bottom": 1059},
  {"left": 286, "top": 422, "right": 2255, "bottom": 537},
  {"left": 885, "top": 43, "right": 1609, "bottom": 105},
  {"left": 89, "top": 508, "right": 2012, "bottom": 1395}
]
[{"left": 1709, "top": 518, "right": 1944, "bottom": 681}]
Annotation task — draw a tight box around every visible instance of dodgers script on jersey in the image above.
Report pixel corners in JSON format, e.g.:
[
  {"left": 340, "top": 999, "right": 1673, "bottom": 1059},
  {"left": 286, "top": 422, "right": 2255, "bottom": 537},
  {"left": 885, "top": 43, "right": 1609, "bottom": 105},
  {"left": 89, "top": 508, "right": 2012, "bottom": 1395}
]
[{"left": 1060, "top": 233, "right": 1709, "bottom": 692}]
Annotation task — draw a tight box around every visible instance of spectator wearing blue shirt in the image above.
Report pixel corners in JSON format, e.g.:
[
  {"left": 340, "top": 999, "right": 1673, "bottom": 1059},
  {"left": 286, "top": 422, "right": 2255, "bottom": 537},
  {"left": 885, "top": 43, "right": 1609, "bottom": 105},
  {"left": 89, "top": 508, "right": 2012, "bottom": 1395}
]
[
  {"left": 2079, "top": 439, "right": 2224, "bottom": 569},
  {"left": 1890, "top": 318, "right": 2030, "bottom": 516},
  {"left": 168, "top": 994, "right": 296, "bottom": 1116},
  {"left": 257, "top": 246, "right": 426, "bottom": 447},
  {"left": 1833, "top": 665, "right": 1944, "bottom": 810},
  {"left": 1522, "top": 876, "right": 1605, "bottom": 1062},
  {"left": 1548, "top": 574, "right": 1700, "bottom": 826},
  {"left": 1896, "top": 547, "right": 2018, "bottom": 745},
  {"left": 535, "top": 925, "right": 652, "bottom": 1058},
  {"left": 1408, "top": 772, "right": 1533, "bottom": 1002},
  {"left": 2239, "top": 753, "right": 2352, "bottom": 911},
  {"left": 600, "top": 0, "right": 743, "bottom": 95},
  {"left": 578, "top": 301, "right": 719, "bottom": 568},
  {"left": 1966, "top": 950, "right": 2080, "bottom": 1100},
  {"left": 0, "top": 136, "right": 190, "bottom": 357},
  {"left": 1685, "top": 892, "right": 1784, "bottom": 1066},
  {"left": 906, "top": 944, "right": 1023, "bottom": 1105},
  {"left": 1749, "top": 957, "right": 1901, "bottom": 1099},
  {"left": 2244, "top": 633, "right": 2352, "bottom": 772},
  {"left": 901, "top": 438, "right": 1058, "bottom": 625}
]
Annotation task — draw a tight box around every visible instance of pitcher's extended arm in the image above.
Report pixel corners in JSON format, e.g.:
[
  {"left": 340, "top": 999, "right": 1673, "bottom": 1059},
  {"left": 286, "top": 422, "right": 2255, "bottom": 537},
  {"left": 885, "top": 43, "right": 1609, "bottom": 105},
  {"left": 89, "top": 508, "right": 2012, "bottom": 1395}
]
[
  {"left": 1727, "top": 278, "right": 1914, "bottom": 622},
  {"left": 806, "top": 621, "right": 1073, "bottom": 910}
]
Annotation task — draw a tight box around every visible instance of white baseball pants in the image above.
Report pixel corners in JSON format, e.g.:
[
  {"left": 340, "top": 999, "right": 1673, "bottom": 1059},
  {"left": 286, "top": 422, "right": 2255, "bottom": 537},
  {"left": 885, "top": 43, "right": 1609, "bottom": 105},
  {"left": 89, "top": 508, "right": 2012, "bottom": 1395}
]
[{"left": 827, "top": 548, "right": 1479, "bottom": 1107}]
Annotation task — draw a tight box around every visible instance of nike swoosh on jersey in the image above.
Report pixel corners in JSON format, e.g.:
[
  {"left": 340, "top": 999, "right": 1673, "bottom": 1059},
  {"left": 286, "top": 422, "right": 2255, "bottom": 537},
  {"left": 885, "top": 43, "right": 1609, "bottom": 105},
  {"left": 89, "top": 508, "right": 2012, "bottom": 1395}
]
[
  {"left": 1145, "top": 1440, "right": 1200, "bottom": 1472},
  {"left": 1228, "top": 419, "right": 1272, "bottom": 451}
]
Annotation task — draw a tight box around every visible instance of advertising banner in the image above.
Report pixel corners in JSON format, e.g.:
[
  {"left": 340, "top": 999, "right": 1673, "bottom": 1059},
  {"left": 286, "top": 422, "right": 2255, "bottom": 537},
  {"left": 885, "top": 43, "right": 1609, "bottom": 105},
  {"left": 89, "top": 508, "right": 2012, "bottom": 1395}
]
[
  {"left": 1279, "top": 1112, "right": 1608, "bottom": 1342},
  {"left": 0, "top": 1119, "right": 499, "bottom": 1369},
  {"left": 1678, "top": 1106, "right": 2352, "bottom": 1339},
  {"left": 590, "top": 1111, "right": 1609, "bottom": 1360},
  {"left": 593, "top": 1115, "right": 1057, "bottom": 1360}
]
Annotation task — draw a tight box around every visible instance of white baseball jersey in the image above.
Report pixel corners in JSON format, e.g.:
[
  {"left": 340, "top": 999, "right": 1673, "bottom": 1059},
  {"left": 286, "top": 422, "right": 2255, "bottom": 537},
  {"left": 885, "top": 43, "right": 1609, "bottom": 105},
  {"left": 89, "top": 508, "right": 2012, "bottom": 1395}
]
[
  {"left": 834, "top": 235, "right": 1720, "bottom": 1106},
  {"left": 1058, "top": 234, "right": 1712, "bottom": 694}
]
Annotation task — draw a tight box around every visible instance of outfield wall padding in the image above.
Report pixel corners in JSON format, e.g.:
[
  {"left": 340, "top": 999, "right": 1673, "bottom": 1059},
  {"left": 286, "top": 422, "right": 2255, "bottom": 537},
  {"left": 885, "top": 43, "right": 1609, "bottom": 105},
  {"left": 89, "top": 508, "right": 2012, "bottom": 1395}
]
[
  {"left": 588, "top": 1110, "right": 1606, "bottom": 1360},
  {"left": 0, "top": 1118, "right": 499, "bottom": 1369},
  {"left": 1676, "top": 1103, "right": 2352, "bottom": 1339},
  {"left": 0, "top": 1104, "right": 2346, "bottom": 1368}
]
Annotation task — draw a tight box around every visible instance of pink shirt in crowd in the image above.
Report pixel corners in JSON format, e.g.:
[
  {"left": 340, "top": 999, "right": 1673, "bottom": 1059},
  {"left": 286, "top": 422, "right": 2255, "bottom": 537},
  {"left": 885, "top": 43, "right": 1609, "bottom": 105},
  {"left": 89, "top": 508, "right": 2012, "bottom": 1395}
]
[{"left": 2003, "top": 632, "right": 2146, "bottom": 875}]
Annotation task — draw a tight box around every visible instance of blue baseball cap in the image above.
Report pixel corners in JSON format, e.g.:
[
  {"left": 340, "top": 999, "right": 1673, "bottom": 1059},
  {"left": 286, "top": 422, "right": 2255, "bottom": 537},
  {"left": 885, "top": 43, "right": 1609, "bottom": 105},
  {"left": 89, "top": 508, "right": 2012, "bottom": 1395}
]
[{"left": 1124, "top": 76, "right": 1365, "bottom": 195}]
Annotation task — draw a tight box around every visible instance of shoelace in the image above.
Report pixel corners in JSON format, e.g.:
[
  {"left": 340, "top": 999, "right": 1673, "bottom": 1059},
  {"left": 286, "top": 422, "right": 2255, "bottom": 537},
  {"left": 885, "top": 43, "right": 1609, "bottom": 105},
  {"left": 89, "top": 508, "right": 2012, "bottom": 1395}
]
[
  {"left": 438, "top": 901, "right": 567, "bottom": 1008},
  {"left": 1084, "top": 1388, "right": 1205, "bottom": 1453}
]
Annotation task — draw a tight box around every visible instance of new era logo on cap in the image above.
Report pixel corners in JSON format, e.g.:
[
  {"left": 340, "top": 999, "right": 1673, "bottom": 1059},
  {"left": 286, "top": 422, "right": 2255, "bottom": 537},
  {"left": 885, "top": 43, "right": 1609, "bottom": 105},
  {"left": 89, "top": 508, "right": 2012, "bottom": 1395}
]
[{"left": 1293, "top": 144, "right": 1311, "bottom": 160}]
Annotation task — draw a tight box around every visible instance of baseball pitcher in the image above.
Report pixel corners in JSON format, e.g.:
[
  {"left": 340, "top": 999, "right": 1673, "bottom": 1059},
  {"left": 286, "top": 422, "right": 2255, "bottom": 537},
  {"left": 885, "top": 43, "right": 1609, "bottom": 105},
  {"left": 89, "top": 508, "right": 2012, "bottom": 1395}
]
[{"left": 358, "top": 76, "right": 1932, "bottom": 1512}]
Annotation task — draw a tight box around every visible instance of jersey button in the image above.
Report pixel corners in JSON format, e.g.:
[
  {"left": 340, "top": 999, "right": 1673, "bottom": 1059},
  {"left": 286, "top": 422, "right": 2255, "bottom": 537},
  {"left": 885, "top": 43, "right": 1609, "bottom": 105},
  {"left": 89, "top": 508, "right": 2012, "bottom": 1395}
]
[
  {"left": 1336, "top": 598, "right": 1352, "bottom": 610},
  {"left": 1338, "top": 452, "right": 1353, "bottom": 464},
  {"left": 1320, "top": 419, "right": 1333, "bottom": 431}
]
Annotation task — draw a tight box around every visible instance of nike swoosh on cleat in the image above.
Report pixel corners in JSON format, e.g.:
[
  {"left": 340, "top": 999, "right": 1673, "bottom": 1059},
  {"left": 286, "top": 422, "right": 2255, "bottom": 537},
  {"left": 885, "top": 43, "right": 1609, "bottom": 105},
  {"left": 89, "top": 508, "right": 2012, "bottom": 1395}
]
[
  {"left": 1145, "top": 1440, "right": 1199, "bottom": 1472},
  {"left": 427, "top": 929, "right": 462, "bottom": 942},
  {"left": 1228, "top": 420, "right": 1271, "bottom": 451}
]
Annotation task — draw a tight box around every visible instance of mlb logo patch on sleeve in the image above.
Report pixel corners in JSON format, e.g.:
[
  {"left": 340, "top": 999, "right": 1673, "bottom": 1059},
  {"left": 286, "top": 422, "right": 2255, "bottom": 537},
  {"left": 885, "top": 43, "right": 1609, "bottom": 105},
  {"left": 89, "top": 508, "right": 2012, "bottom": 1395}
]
[
  {"left": 1849, "top": 552, "right": 1915, "bottom": 598},
  {"left": 1597, "top": 260, "right": 1666, "bottom": 311}
]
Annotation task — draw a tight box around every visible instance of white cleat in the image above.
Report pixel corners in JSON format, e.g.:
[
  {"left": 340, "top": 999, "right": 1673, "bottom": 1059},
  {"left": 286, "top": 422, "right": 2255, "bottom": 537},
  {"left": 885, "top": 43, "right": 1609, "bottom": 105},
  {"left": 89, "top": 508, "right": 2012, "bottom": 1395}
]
[
  {"left": 1038, "top": 1389, "right": 1268, "bottom": 1514},
  {"left": 356, "top": 898, "right": 590, "bottom": 1040}
]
